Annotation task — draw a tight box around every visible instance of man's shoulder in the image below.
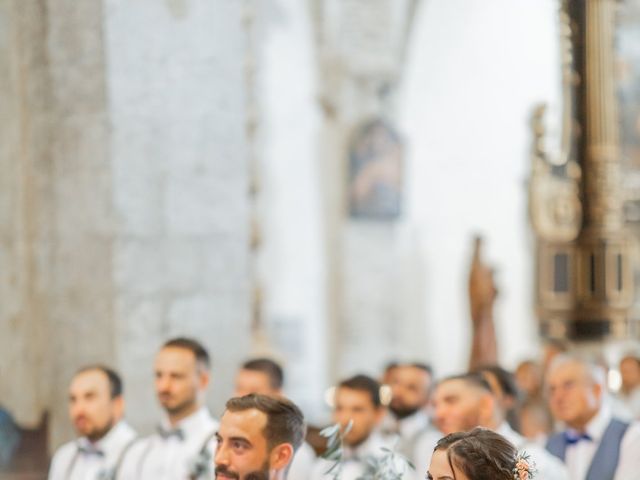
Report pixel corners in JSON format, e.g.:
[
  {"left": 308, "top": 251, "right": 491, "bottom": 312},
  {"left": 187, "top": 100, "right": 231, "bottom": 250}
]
[
  {"left": 308, "top": 456, "right": 335, "bottom": 480},
  {"left": 52, "top": 440, "right": 78, "bottom": 459},
  {"left": 49, "top": 440, "right": 78, "bottom": 475},
  {"left": 414, "top": 427, "right": 441, "bottom": 449}
]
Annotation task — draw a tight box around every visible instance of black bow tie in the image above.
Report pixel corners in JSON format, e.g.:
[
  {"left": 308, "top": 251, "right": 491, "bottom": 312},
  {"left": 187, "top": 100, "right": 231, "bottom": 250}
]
[{"left": 157, "top": 426, "right": 185, "bottom": 441}]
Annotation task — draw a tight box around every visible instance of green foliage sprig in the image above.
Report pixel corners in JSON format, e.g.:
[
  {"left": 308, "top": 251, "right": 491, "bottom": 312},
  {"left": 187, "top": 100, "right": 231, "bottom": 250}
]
[{"left": 320, "top": 421, "right": 414, "bottom": 480}]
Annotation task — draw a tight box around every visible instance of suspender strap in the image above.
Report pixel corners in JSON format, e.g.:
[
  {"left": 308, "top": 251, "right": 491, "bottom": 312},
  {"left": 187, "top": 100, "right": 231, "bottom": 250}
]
[
  {"left": 188, "top": 429, "right": 218, "bottom": 480},
  {"left": 110, "top": 436, "right": 140, "bottom": 480}
]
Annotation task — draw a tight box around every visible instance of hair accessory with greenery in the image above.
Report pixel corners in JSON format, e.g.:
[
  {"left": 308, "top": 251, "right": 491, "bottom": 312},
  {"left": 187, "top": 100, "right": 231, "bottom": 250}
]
[{"left": 513, "top": 451, "right": 537, "bottom": 480}]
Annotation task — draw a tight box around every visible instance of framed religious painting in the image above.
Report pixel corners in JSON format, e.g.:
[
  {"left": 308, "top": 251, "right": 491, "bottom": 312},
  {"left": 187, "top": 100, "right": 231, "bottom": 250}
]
[{"left": 347, "top": 118, "right": 403, "bottom": 220}]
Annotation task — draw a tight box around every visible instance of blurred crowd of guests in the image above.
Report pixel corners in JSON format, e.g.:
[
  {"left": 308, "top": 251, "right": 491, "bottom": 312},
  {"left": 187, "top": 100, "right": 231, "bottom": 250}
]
[{"left": 1, "top": 337, "right": 640, "bottom": 479}]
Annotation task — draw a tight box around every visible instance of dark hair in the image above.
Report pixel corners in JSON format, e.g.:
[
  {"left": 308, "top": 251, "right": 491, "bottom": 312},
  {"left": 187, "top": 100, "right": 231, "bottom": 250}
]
[
  {"left": 473, "top": 365, "right": 520, "bottom": 399},
  {"left": 162, "top": 337, "right": 211, "bottom": 370},
  {"left": 409, "top": 362, "right": 434, "bottom": 377},
  {"left": 242, "top": 358, "right": 284, "bottom": 390},
  {"left": 338, "top": 374, "right": 382, "bottom": 408},
  {"left": 438, "top": 372, "right": 493, "bottom": 394},
  {"left": 75, "top": 365, "right": 123, "bottom": 399},
  {"left": 383, "top": 361, "right": 399, "bottom": 373},
  {"left": 225, "top": 394, "right": 305, "bottom": 451},
  {"left": 434, "top": 428, "right": 518, "bottom": 480}
]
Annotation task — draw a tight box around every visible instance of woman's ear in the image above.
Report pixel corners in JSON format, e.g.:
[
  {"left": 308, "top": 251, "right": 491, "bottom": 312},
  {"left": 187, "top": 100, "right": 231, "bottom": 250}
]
[{"left": 269, "top": 443, "right": 294, "bottom": 471}]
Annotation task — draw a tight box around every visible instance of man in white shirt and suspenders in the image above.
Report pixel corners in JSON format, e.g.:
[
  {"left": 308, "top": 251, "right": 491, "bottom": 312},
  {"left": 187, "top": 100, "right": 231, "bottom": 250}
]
[
  {"left": 119, "top": 337, "right": 218, "bottom": 480},
  {"left": 48, "top": 366, "right": 137, "bottom": 480}
]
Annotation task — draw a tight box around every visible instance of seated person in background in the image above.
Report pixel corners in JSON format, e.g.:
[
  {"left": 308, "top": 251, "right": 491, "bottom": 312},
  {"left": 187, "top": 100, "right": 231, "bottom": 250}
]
[
  {"left": 214, "top": 394, "right": 305, "bottom": 480},
  {"left": 233, "top": 358, "right": 316, "bottom": 480},
  {"left": 473, "top": 365, "right": 521, "bottom": 432},
  {"left": 427, "top": 427, "right": 535, "bottom": 480},
  {"left": 119, "top": 337, "right": 218, "bottom": 480},
  {"left": 380, "top": 363, "right": 433, "bottom": 458},
  {"left": 617, "top": 352, "right": 640, "bottom": 420},
  {"left": 380, "top": 361, "right": 398, "bottom": 385},
  {"left": 310, "top": 374, "right": 409, "bottom": 480},
  {"left": 519, "top": 397, "right": 554, "bottom": 446},
  {"left": 48, "top": 366, "right": 137, "bottom": 480},
  {"left": 0, "top": 405, "right": 21, "bottom": 469},
  {"left": 546, "top": 354, "right": 640, "bottom": 480},
  {"left": 234, "top": 358, "right": 285, "bottom": 398},
  {"left": 413, "top": 373, "right": 567, "bottom": 480},
  {"left": 515, "top": 360, "right": 544, "bottom": 400}
]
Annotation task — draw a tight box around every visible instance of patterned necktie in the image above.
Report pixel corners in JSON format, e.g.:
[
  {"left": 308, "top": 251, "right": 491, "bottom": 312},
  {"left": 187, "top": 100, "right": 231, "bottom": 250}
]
[
  {"left": 157, "top": 425, "right": 185, "bottom": 441},
  {"left": 564, "top": 430, "right": 592, "bottom": 445}
]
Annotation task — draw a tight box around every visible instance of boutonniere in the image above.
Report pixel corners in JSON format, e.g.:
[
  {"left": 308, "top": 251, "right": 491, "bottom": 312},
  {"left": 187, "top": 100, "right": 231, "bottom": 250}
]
[
  {"left": 96, "top": 468, "right": 115, "bottom": 480},
  {"left": 187, "top": 449, "right": 212, "bottom": 480}
]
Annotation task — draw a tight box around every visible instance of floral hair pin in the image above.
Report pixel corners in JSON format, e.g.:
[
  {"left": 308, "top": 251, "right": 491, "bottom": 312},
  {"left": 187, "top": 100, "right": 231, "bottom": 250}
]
[{"left": 513, "top": 451, "right": 537, "bottom": 480}]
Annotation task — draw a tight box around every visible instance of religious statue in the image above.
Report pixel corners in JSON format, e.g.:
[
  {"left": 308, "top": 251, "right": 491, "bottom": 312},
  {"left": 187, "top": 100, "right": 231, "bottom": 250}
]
[{"left": 468, "top": 236, "right": 498, "bottom": 370}]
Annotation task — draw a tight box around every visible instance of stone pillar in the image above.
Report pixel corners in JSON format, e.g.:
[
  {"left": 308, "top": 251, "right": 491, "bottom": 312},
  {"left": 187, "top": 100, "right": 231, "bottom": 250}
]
[
  {"left": 0, "top": 0, "right": 252, "bottom": 449},
  {"left": 0, "top": 0, "right": 52, "bottom": 429}
]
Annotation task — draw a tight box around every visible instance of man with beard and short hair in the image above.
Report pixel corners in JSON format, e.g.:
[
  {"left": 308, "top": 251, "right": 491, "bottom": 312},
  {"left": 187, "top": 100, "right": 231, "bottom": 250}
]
[
  {"left": 309, "top": 374, "right": 410, "bottom": 480},
  {"left": 412, "top": 373, "right": 567, "bottom": 480},
  {"left": 214, "top": 394, "right": 305, "bottom": 480},
  {"left": 48, "top": 366, "right": 137, "bottom": 480},
  {"left": 233, "top": 358, "right": 316, "bottom": 480},
  {"left": 380, "top": 363, "right": 433, "bottom": 458},
  {"left": 119, "top": 337, "right": 218, "bottom": 479}
]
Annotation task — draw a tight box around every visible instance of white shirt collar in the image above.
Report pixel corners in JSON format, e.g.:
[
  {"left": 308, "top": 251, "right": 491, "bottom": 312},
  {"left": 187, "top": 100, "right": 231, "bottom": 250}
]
[
  {"left": 76, "top": 420, "right": 134, "bottom": 456},
  {"left": 160, "top": 406, "right": 214, "bottom": 438},
  {"left": 582, "top": 405, "right": 612, "bottom": 442},
  {"left": 382, "top": 409, "right": 429, "bottom": 438}
]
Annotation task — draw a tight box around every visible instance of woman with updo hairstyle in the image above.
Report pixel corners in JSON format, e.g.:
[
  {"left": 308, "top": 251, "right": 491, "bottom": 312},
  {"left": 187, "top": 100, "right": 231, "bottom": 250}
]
[{"left": 427, "top": 427, "right": 534, "bottom": 480}]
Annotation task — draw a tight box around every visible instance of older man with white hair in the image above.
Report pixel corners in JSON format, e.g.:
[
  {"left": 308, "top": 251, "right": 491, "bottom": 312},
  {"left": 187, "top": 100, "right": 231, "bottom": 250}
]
[{"left": 546, "top": 354, "right": 640, "bottom": 480}]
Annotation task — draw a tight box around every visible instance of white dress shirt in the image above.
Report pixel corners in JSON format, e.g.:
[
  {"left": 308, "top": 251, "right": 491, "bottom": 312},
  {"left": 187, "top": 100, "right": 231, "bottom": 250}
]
[
  {"left": 411, "top": 427, "right": 446, "bottom": 480},
  {"left": 118, "top": 407, "right": 218, "bottom": 480},
  {"left": 562, "top": 406, "right": 640, "bottom": 480},
  {"left": 496, "top": 422, "right": 569, "bottom": 480},
  {"left": 380, "top": 410, "right": 431, "bottom": 459},
  {"left": 310, "top": 431, "right": 412, "bottom": 480},
  {"left": 616, "top": 387, "right": 640, "bottom": 420},
  {"left": 287, "top": 441, "right": 316, "bottom": 480},
  {"left": 48, "top": 421, "right": 137, "bottom": 480}
]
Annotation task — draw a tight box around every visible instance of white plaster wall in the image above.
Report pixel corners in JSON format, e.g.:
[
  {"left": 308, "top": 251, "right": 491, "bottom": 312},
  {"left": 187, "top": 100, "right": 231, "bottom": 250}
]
[
  {"left": 399, "top": 0, "right": 561, "bottom": 375},
  {"left": 258, "top": 0, "right": 327, "bottom": 423},
  {"left": 103, "top": 0, "right": 251, "bottom": 433}
]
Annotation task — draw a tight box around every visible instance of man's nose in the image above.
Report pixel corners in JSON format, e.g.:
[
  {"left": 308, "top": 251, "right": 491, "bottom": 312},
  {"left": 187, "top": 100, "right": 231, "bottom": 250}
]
[
  {"left": 157, "top": 376, "right": 171, "bottom": 391},
  {"left": 214, "top": 443, "right": 229, "bottom": 466}
]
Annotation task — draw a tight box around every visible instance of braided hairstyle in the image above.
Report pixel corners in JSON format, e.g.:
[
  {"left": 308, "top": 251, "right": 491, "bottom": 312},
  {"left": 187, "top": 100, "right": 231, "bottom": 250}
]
[{"left": 434, "top": 428, "right": 518, "bottom": 480}]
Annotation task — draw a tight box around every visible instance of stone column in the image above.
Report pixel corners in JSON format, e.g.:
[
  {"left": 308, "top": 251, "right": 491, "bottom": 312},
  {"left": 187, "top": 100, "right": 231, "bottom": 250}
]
[{"left": 0, "top": 0, "right": 253, "bottom": 449}]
